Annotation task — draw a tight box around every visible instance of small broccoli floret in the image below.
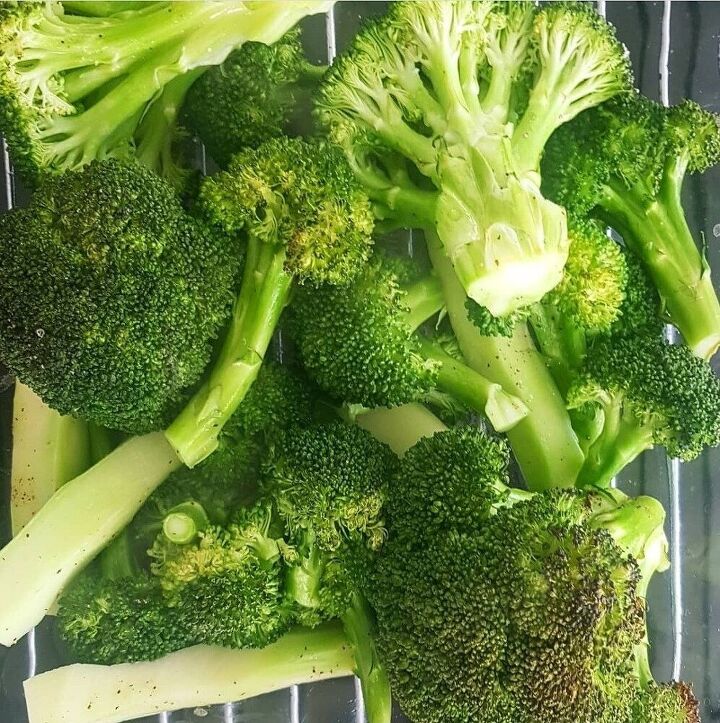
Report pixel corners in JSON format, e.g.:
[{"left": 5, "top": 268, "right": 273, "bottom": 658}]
[
  {"left": 0, "top": 1, "right": 333, "bottom": 184},
  {"left": 569, "top": 333, "right": 720, "bottom": 487},
  {"left": 366, "top": 427, "right": 680, "bottom": 723},
  {"left": 291, "top": 253, "right": 528, "bottom": 433},
  {"left": 317, "top": 1, "right": 630, "bottom": 315},
  {"left": 184, "top": 29, "right": 326, "bottom": 167},
  {"left": 0, "top": 160, "right": 240, "bottom": 434},
  {"left": 544, "top": 93, "right": 720, "bottom": 358},
  {"left": 166, "top": 137, "right": 374, "bottom": 467}
]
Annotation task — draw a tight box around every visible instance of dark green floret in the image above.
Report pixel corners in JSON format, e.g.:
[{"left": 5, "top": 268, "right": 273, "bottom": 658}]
[
  {"left": 544, "top": 92, "right": 720, "bottom": 358},
  {"left": 166, "top": 136, "right": 374, "bottom": 467},
  {"left": 184, "top": 28, "right": 326, "bottom": 167},
  {"left": 0, "top": 159, "right": 240, "bottom": 433},
  {"left": 365, "top": 426, "right": 695, "bottom": 723}
]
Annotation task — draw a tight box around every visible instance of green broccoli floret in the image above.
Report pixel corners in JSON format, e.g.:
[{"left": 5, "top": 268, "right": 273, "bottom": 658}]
[
  {"left": 290, "top": 253, "right": 528, "bottom": 433},
  {"left": 568, "top": 332, "right": 720, "bottom": 487},
  {"left": 0, "top": 160, "right": 240, "bottom": 434},
  {"left": 366, "top": 427, "right": 695, "bottom": 723},
  {"left": 166, "top": 136, "right": 374, "bottom": 467},
  {"left": 544, "top": 93, "right": 720, "bottom": 359},
  {"left": 0, "top": 0, "right": 332, "bottom": 184},
  {"left": 183, "top": 28, "right": 326, "bottom": 167},
  {"left": 317, "top": 1, "right": 630, "bottom": 316},
  {"left": 261, "top": 422, "right": 394, "bottom": 723}
]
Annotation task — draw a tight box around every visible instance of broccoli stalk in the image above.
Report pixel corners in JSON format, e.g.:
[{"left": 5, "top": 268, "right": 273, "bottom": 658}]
[
  {"left": 166, "top": 137, "right": 374, "bottom": 467},
  {"left": 61, "top": 1, "right": 157, "bottom": 16},
  {"left": 24, "top": 623, "right": 356, "bottom": 723},
  {"left": 10, "top": 382, "right": 91, "bottom": 535},
  {"left": 0, "top": 0, "right": 334, "bottom": 183},
  {"left": 426, "top": 231, "right": 584, "bottom": 490},
  {"left": 317, "top": 1, "right": 630, "bottom": 316},
  {"left": 545, "top": 94, "right": 720, "bottom": 359}
]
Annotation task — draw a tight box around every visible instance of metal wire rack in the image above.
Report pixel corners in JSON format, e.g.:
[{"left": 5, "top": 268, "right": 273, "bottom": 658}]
[{"left": 2, "top": 2, "right": 720, "bottom": 721}]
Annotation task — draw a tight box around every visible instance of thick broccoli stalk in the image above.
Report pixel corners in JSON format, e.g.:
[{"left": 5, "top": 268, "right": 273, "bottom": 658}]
[
  {"left": 291, "top": 253, "right": 528, "bottom": 433},
  {"left": 427, "top": 231, "right": 584, "bottom": 490},
  {"left": 10, "top": 382, "right": 91, "bottom": 535},
  {"left": 262, "top": 423, "right": 394, "bottom": 723},
  {"left": 366, "top": 427, "right": 696, "bottom": 723},
  {"left": 166, "top": 137, "right": 374, "bottom": 467},
  {"left": 569, "top": 333, "right": 720, "bottom": 488},
  {"left": 184, "top": 28, "right": 327, "bottom": 167},
  {"left": 317, "top": 1, "right": 630, "bottom": 316},
  {"left": 25, "top": 623, "right": 356, "bottom": 723},
  {"left": 545, "top": 93, "right": 720, "bottom": 359},
  {"left": 61, "top": 1, "right": 157, "bottom": 16},
  {"left": 0, "top": 0, "right": 334, "bottom": 184},
  {"left": 0, "top": 160, "right": 241, "bottom": 434}
]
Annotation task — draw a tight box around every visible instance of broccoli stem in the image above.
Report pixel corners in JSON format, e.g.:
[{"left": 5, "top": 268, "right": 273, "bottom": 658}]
[
  {"left": 577, "top": 408, "right": 655, "bottom": 489},
  {"left": 426, "top": 231, "right": 584, "bottom": 490},
  {"left": 10, "top": 382, "right": 91, "bottom": 536},
  {"left": 61, "top": 1, "right": 157, "bottom": 17},
  {"left": 355, "top": 404, "right": 448, "bottom": 455},
  {"left": 417, "top": 338, "right": 528, "bottom": 433},
  {"left": 402, "top": 276, "right": 444, "bottom": 331},
  {"left": 166, "top": 236, "right": 292, "bottom": 467},
  {"left": 600, "top": 173, "right": 720, "bottom": 359},
  {"left": 341, "top": 592, "right": 392, "bottom": 723},
  {"left": 24, "top": 623, "right": 355, "bottom": 723},
  {"left": 162, "top": 502, "right": 210, "bottom": 545},
  {"left": 99, "top": 529, "right": 138, "bottom": 581},
  {"left": 0, "top": 432, "right": 181, "bottom": 647}
]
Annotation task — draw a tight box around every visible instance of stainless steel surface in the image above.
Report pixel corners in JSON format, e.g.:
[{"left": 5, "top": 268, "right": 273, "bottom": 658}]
[{"left": 2, "top": 2, "right": 720, "bottom": 721}]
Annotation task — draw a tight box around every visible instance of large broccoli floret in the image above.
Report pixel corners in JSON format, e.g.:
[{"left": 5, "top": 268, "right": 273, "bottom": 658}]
[
  {"left": 184, "top": 28, "right": 326, "bottom": 167},
  {"left": 291, "top": 253, "right": 528, "bottom": 433},
  {"left": 317, "top": 1, "right": 630, "bottom": 316},
  {"left": 0, "top": 160, "right": 240, "bottom": 434},
  {"left": 366, "top": 427, "right": 696, "bottom": 723},
  {"left": 569, "top": 333, "right": 720, "bottom": 487},
  {"left": 544, "top": 93, "right": 720, "bottom": 359},
  {"left": 166, "top": 136, "right": 374, "bottom": 467},
  {"left": 0, "top": 0, "right": 332, "bottom": 184}
]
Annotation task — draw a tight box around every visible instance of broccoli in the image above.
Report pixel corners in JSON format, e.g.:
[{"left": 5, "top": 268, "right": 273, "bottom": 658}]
[
  {"left": 0, "top": 0, "right": 333, "bottom": 184},
  {"left": 166, "top": 136, "right": 374, "bottom": 467},
  {"left": 568, "top": 333, "right": 720, "bottom": 488},
  {"left": 184, "top": 28, "right": 326, "bottom": 167},
  {"left": 290, "top": 253, "right": 528, "bottom": 433},
  {"left": 544, "top": 93, "right": 720, "bottom": 359},
  {"left": 317, "top": 1, "right": 630, "bottom": 316},
  {"left": 0, "top": 160, "right": 240, "bottom": 434},
  {"left": 365, "top": 426, "right": 698, "bottom": 723}
]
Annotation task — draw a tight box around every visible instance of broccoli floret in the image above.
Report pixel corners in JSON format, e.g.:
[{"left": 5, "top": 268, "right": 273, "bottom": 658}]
[
  {"left": 166, "top": 136, "right": 374, "bottom": 467},
  {"left": 366, "top": 427, "right": 686, "bottom": 723},
  {"left": 183, "top": 29, "right": 326, "bottom": 167},
  {"left": 291, "top": 253, "right": 528, "bottom": 433},
  {"left": 544, "top": 93, "right": 720, "bottom": 359},
  {"left": 0, "top": 0, "right": 332, "bottom": 184},
  {"left": 569, "top": 333, "right": 720, "bottom": 487},
  {"left": 0, "top": 160, "right": 240, "bottom": 434},
  {"left": 317, "top": 1, "right": 630, "bottom": 316}
]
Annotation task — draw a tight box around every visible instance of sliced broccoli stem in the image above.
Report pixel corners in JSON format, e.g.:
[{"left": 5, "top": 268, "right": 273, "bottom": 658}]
[
  {"left": 355, "top": 404, "right": 448, "bottom": 456},
  {"left": 600, "top": 175, "right": 720, "bottom": 359},
  {"left": 427, "top": 231, "right": 584, "bottom": 490},
  {"left": 576, "top": 407, "right": 655, "bottom": 489},
  {"left": 24, "top": 623, "right": 355, "bottom": 723},
  {"left": 10, "top": 382, "right": 91, "bottom": 536},
  {"left": 166, "top": 236, "right": 292, "bottom": 467},
  {"left": 0, "top": 432, "right": 181, "bottom": 647},
  {"left": 162, "top": 502, "right": 210, "bottom": 545},
  {"left": 341, "top": 592, "right": 392, "bottom": 723},
  {"left": 417, "top": 337, "right": 528, "bottom": 433}
]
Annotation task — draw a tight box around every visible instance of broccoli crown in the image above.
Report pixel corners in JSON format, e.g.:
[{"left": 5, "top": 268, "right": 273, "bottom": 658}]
[
  {"left": 183, "top": 28, "right": 323, "bottom": 167},
  {"left": 0, "top": 160, "right": 240, "bottom": 433},
  {"left": 569, "top": 334, "right": 720, "bottom": 460},
  {"left": 369, "top": 431, "right": 649, "bottom": 723},
  {"left": 633, "top": 682, "right": 700, "bottom": 723},
  {"left": 57, "top": 571, "right": 187, "bottom": 665},
  {"left": 611, "top": 248, "right": 663, "bottom": 336},
  {"left": 291, "top": 254, "right": 439, "bottom": 408},
  {"left": 199, "top": 136, "right": 374, "bottom": 287}
]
